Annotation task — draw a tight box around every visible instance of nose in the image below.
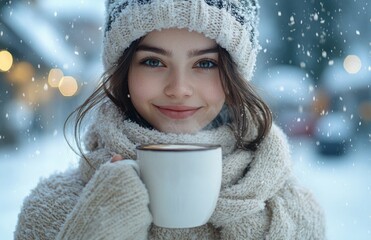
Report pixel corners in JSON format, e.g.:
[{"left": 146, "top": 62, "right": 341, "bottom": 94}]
[{"left": 164, "top": 69, "right": 193, "bottom": 98}]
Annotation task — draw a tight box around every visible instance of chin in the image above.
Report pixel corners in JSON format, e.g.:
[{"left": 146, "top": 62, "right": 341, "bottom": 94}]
[{"left": 158, "top": 123, "right": 205, "bottom": 134}]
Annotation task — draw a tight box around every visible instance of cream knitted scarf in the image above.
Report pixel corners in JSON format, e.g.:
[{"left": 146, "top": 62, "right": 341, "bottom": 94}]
[{"left": 78, "top": 102, "right": 294, "bottom": 238}]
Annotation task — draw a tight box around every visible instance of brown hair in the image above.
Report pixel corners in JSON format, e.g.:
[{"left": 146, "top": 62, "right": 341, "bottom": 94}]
[
  {"left": 64, "top": 39, "right": 272, "bottom": 164},
  {"left": 217, "top": 46, "right": 272, "bottom": 150}
]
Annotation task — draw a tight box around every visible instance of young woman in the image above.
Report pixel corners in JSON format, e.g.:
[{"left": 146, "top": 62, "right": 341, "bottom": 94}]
[{"left": 15, "top": 1, "right": 326, "bottom": 239}]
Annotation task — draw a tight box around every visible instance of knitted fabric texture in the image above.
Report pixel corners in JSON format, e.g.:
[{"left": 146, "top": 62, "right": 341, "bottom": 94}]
[
  {"left": 83, "top": 102, "right": 326, "bottom": 238},
  {"left": 14, "top": 101, "right": 326, "bottom": 239},
  {"left": 103, "top": 0, "right": 260, "bottom": 81}
]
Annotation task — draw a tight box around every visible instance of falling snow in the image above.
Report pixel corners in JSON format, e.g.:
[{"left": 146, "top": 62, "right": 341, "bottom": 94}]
[{"left": 0, "top": 0, "right": 370, "bottom": 239}]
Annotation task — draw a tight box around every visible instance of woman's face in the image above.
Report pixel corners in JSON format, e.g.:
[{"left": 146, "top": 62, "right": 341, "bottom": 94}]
[{"left": 128, "top": 28, "right": 225, "bottom": 133}]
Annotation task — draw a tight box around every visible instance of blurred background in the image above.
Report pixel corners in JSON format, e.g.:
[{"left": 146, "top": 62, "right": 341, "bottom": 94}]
[{"left": 0, "top": 0, "right": 370, "bottom": 239}]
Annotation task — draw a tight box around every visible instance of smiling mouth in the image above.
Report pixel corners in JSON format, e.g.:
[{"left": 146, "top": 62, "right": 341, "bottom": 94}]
[{"left": 155, "top": 105, "right": 201, "bottom": 119}]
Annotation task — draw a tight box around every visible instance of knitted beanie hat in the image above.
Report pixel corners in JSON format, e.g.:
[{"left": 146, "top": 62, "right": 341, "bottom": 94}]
[{"left": 103, "top": 0, "right": 260, "bottom": 81}]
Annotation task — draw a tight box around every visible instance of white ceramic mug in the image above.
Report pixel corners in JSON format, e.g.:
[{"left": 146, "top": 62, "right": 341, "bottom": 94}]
[{"left": 124, "top": 143, "right": 222, "bottom": 228}]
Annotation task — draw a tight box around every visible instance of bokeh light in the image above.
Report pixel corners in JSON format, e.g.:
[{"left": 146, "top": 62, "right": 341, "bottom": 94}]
[
  {"left": 48, "top": 68, "right": 64, "bottom": 87},
  {"left": 6, "top": 61, "right": 35, "bottom": 83},
  {"left": 359, "top": 101, "right": 371, "bottom": 121},
  {"left": 58, "top": 76, "right": 78, "bottom": 97},
  {"left": 20, "top": 81, "right": 52, "bottom": 104},
  {"left": 0, "top": 50, "right": 14, "bottom": 72},
  {"left": 343, "top": 55, "right": 362, "bottom": 74}
]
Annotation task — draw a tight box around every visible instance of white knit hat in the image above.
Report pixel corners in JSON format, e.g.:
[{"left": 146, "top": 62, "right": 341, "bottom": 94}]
[{"left": 103, "top": 0, "right": 260, "bottom": 81}]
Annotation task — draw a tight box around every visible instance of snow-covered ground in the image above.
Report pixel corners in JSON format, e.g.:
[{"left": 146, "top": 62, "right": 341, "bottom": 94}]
[
  {"left": 1, "top": 134, "right": 370, "bottom": 239},
  {"left": 0, "top": 134, "right": 78, "bottom": 240},
  {"left": 290, "top": 137, "right": 371, "bottom": 240}
]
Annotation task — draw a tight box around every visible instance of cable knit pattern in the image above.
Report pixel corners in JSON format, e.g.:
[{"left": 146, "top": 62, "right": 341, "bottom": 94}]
[{"left": 14, "top": 101, "right": 326, "bottom": 239}]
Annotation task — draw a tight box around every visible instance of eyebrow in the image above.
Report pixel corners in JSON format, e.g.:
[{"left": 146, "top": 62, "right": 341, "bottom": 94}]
[
  {"left": 136, "top": 45, "right": 171, "bottom": 56},
  {"left": 188, "top": 47, "right": 219, "bottom": 58},
  {"left": 136, "top": 44, "right": 218, "bottom": 58}
]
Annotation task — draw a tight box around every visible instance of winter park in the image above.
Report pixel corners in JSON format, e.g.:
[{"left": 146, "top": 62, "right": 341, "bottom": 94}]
[{"left": 0, "top": 1, "right": 370, "bottom": 239}]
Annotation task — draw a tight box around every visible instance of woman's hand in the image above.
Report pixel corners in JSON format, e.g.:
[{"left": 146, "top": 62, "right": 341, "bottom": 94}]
[
  {"left": 111, "top": 154, "right": 140, "bottom": 175},
  {"left": 111, "top": 154, "right": 124, "bottom": 163},
  {"left": 56, "top": 152, "right": 152, "bottom": 239}
]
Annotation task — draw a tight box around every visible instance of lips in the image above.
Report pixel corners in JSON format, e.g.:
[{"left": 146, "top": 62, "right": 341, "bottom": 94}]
[{"left": 155, "top": 105, "right": 200, "bottom": 119}]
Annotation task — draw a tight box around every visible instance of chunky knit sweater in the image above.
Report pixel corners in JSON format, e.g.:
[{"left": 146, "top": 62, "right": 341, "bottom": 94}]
[{"left": 14, "top": 102, "right": 326, "bottom": 239}]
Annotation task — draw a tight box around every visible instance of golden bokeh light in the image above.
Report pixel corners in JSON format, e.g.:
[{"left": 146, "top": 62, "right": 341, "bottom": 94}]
[
  {"left": 6, "top": 61, "right": 35, "bottom": 83},
  {"left": 48, "top": 68, "right": 64, "bottom": 87},
  {"left": 19, "top": 81, "right": 52, "bottom": 104},
  {"left": 58, "top": 76, "right": 78, "bottom": 97},
  {"left": 359, "top": 101, "right": 371, "bottom": 121},
  {"left": 343, "top": 55, "right": 362, "bottom": 74},
  {"left": 0, "top": 50, "right": 13, "bottom": 72},
  {"left": 312, "top": 89, "right": 330, "bottom": 116}
]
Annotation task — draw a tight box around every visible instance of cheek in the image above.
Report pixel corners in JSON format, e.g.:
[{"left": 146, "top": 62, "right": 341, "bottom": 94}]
[
  {"left": 128, "top": 69, "right": 165, "bottom": 114},
  {"left": 211, "top": 90, "right": 226, "bottom": 113},
  {"left": 201, "top": 75, "right": 226, "bottom": 105},
  {"left": 128, "top": 69, "right": 148, "bottom": 110},
  {"left": 129, "top": 68, "right": 152, "bottom": 99}
]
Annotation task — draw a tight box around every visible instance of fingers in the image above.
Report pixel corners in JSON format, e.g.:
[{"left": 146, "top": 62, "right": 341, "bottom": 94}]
[{"left": 111, "top": 154, "right": 123, "bottom": 163}]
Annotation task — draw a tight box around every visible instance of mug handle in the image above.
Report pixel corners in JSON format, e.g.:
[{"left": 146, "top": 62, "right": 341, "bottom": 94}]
[{"left": 121, "top": 159, "right": 140, "bottom": 175}]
